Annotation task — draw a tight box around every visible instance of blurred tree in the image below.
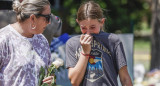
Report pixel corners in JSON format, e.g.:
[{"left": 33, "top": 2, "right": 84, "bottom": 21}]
[
  {"left": 150, "top": 0, "right": 160, "bottom": 70},
  {"left": 50, "top": 0, "right": 150, "bottom": 34},
  {"left": 0, "top": 0, "right": 12, "bottom": 10}
]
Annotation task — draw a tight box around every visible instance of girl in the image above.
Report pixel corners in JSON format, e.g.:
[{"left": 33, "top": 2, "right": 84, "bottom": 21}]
[{"left": 66, "top": 1, "right": 133, "bottom": 86}]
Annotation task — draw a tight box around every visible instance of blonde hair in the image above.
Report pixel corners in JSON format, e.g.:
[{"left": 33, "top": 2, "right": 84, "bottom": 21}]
[{"left": 12, "top": 0, "right": 50, "bottom": 22}]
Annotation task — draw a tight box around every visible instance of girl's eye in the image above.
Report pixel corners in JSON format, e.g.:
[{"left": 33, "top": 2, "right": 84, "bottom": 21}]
[
  {"left": 81, "top": 28, "right": 87, "bottom": 30},
  {"left": 90, "top": 27, "right": 95, "bottom": 29}
]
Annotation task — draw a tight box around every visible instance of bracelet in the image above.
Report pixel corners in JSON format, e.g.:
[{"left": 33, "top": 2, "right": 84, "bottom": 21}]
[{"left": 81, "top": 52, "right": 90, "bottom": 57}]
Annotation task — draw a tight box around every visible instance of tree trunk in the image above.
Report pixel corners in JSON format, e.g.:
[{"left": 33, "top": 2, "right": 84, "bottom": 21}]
[{"left": 150, "top": 0, "right": 160, "bottom": 70}]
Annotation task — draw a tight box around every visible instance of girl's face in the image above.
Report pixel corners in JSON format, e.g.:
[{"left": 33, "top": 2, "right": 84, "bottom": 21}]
[{"left": 77, "top": 18, "right": 105, "bottom": 34}]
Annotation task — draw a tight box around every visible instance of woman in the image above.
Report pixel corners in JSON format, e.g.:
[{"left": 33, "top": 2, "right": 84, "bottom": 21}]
[
  {"left": 66, "top": 1, "right": 133, "bottom": 86},
  {"left": 0, "top": 0, "right": 54, "bottom": 85}
]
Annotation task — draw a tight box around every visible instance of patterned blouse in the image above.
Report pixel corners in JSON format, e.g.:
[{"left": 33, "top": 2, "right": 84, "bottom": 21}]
[{"left": 0, "top": 25, "right": 51, "bottom": 86}]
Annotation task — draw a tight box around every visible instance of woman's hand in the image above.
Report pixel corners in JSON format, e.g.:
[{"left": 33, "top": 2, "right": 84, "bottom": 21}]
[
  {"left": 43, "top": 76, "right": 55, "bottom": 85},
  {"left": 80, "top": 34, "right": 93, "bottom": 54}
]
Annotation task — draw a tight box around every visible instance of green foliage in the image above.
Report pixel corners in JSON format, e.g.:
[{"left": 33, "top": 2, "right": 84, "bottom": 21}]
[
  {"left": 38, "top": 67, "right": 45, "bottom": 86},
  {"left": 134, "top": 38, "right": 151, "bottom": 52},
  {"left": 38, "top": 65, "right": 57, "bottom": 86},
  {"left": 51, "top": 0, "right": 151, "bottom": 34}
]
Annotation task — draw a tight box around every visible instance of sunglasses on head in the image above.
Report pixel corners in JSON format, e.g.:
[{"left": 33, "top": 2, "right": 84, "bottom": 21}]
[{"left": 36, "top": 14, "right": 51, "bottom": 22}]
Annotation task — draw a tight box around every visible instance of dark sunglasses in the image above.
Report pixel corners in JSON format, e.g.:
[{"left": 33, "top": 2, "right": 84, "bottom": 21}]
[{"left": 36, "top": 14, "right": 51, "bottom": 22}]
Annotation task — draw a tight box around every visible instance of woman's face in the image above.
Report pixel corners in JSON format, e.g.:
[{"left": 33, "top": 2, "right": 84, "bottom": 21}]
[
  {"left": 34, "top": 5, "right": 51, "bottom": 34},
  {"left": 77, "top": 18, "right": 105, "bottom": 34}
]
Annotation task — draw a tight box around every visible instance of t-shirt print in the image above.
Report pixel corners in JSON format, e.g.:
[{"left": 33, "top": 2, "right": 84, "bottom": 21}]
[{"left": 85, "top": 49, "right": 103, "bottom": 82}]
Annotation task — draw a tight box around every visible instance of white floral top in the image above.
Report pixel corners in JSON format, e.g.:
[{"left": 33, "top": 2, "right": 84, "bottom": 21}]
[{"left": 0, "top": 25, "right": 51, "bottom": 86}]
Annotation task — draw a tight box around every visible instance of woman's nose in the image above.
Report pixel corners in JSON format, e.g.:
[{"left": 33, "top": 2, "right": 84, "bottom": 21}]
[
  {"left": 48, "top": 21, "right": 51, "bottom": 25},
  {"left": 48, "top": 20, "right": 51, "bottom": 24}
]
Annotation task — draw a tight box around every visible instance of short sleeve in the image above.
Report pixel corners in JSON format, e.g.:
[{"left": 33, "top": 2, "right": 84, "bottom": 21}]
[
  {"left": 115, "top": 42, "right": 127, "bottom": 71},
  {"left": 41, "top": 34, "right": 52, "bottom": 66},
  {"left": 47, "top": 44, "right": 51, "bottom": 66},
  {"left": 65, "top": 39, "right": 78, "bottom": 69},
  {"left": 0, "top": 43, "right": 3, "bottom": 70}
]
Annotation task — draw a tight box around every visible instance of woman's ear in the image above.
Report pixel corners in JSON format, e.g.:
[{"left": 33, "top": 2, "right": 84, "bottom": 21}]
[
  {"left": 30, "top": 14, "right": 37, "bottom": 29},
  {"left": 30, "top": 14, "right": 36, "bottom": 24}
]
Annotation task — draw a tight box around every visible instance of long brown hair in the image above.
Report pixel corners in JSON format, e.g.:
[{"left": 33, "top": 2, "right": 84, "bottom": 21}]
[{"left": 77, "top": 1, "right": 104, "bottom": 22}]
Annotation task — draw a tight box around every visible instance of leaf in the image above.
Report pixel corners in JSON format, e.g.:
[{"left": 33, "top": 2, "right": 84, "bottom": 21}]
[
  {"left": 38, "top": 66, "right": 45, "bottom": 86},
  {"left": 48, "top": 67, "right": 51, "bottom": 74},
  {"left": 41, "top": 83, "right": 48, "bottom": 86},
  {"left": 38, "top": 61, "right": 63, "bottom": 86},
  {"left": 47, "top": 65, "right": 56, "bottom": 76}
]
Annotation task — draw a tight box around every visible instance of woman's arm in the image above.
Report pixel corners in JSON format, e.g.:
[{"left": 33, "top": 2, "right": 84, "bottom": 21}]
[
  {"left": 119, "top": 66, "right": 133, "bottom": 86},
  {"left": 68, "top": 34, "right": 92, "bottom": 86}
]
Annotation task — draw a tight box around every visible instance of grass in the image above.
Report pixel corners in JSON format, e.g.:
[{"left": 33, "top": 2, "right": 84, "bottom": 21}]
[
  {"left": 134, "top": 38, "right": 151, "bottom": 72},
  {"left": 134, "top": 38, "right": 151, "bottom": 52}
]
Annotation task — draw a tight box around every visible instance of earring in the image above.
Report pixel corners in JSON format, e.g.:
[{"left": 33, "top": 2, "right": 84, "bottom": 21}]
[
  {"left": 32, "top": 26, "right": 36, "bottom": 29},
  {"left": 31, "top": 25, "right": 36, "bottom": 29}
]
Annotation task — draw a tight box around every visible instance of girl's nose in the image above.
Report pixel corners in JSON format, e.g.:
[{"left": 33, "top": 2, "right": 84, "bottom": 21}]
[{"left": 86, "top": 30, "right": 91, "bottom": 35}]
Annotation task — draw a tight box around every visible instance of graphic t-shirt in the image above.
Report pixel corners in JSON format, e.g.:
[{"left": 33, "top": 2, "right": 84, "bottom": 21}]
[
  {"left": 66, "top": 31, "right": 127, "bottom": 86},
  {"left": 0, "top": 25, "right": 51, "bottom": 86}
]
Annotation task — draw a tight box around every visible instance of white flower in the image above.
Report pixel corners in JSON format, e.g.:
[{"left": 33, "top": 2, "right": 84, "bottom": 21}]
[{"left": 52, "top": 58, "right": 64, "bottom": 68}]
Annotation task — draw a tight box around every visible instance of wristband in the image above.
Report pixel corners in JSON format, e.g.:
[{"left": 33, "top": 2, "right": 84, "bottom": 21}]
[{"left": 81, "top": 52, "right": 90, "bottom": 57}]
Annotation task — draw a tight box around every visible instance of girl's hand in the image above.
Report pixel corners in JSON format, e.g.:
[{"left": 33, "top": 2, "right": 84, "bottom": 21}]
[
  {"left": 80, "top": 34, "right": 93, "bottom": 54},
  {"left": 43, "top": 76, "right": 54, "bottom": 85}
]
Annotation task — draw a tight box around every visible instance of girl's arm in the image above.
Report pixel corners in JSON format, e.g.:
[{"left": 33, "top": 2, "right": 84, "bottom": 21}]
[
  {"left": 68, "top": 34, "right": 92, "bottom": 86},
  {"left": 119, "top": 66, "right": 133, "bottom": 86}
]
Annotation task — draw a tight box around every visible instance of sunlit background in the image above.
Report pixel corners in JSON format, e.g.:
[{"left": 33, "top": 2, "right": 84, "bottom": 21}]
[
  {"left": 1, "top": 0, "right": 159, "bottom": 85},
  {"left": 47, "top": 0, "right": 159, "bottom": 85},
  {"left": 50, "top": 1, "right": 152, "bottom": 85}
]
